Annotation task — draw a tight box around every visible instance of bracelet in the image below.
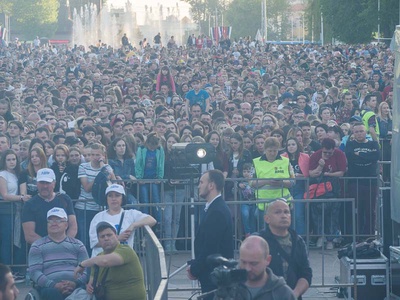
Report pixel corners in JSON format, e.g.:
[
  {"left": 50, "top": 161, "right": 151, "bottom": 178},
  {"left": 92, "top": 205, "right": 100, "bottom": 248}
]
[
  {"left": 78, "top": 263, "right": 84, "bottom": 268},
  {"left": 20, "top": 195, "right": 23, "bottom": 201}
]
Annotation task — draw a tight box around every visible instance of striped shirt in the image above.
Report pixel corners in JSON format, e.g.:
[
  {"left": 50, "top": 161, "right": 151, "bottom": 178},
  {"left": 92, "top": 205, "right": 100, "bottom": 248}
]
[
  {"left": 76, "top": 162, "right": 112, "bottom": 211},
  {"left": 28, "top": 236, "right": 89, "bottom": 288}
]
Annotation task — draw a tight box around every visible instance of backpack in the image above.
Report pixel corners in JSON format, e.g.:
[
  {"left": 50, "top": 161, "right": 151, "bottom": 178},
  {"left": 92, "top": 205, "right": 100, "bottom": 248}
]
[{"left": 92, "top": 167, "right": 111, "bottom": 207}]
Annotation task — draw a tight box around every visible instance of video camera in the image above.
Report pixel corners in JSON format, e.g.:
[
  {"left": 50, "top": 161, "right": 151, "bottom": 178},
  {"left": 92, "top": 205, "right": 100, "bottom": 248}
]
[
  {"left": 203, "top": 255, "right": 247, "bottom": 299},
  {"left": 208, "top": 254, "right": 247, "bottom": 287}
]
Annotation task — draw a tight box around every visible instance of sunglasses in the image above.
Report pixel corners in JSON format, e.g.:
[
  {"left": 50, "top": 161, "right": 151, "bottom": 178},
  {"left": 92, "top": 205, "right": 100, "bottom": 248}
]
[{"left": 226, "top": 107, "right": 235, "bottom": 111}]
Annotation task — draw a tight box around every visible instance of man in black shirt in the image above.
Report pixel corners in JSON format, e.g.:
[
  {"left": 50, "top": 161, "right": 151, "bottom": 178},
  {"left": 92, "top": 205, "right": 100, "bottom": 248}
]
[
  {"left": 345, "top": 122, "right": 380, "bottom": 235},
  {"left": 257, "top": 200, "right": 312, "bottom": 299},
  {"left": 22, "top": 168, "right": 77, "bottom": 244}
]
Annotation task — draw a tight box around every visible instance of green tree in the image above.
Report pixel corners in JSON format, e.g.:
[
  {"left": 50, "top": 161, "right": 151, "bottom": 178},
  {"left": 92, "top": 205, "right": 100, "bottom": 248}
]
[
  {"left": 12, "top": 0, "right": 59, "bottom": 39},
  {"left": 225, "top": 0, "right": 290, "bottom": 40},
  {"left": 225, "top": 0, "right": 261, "bottom": 39},
  {"left": 306, "top": 0, "right": 400, "bottom": 44},
  {"left": 0, "top": 0, "right": 13, "bottom": 15}
]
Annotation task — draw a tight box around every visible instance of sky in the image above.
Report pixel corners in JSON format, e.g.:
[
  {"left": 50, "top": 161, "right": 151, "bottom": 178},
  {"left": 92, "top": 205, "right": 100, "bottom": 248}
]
[{"left": 110, "top": 0, "right": 191, "bottom": 25}]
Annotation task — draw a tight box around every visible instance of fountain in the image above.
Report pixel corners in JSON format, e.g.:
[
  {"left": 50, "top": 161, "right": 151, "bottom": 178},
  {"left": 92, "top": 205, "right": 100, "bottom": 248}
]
[{"left": 71, "top": 1, "right": 196, "bottom": 48}]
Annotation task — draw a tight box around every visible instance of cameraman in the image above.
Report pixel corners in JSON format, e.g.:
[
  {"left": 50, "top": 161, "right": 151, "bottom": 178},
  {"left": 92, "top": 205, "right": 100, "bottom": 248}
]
[{"left": 238, "top": 236, "right": 296, "bottom": 299}]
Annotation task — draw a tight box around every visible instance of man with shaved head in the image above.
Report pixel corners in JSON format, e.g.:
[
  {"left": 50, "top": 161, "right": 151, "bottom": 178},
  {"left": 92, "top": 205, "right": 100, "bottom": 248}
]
[
  {"left": 238, "top": 235, "right": 295, "bottom": 299},
  {"left": 257, "top": 199, "right": 312, "bottom": 299}
]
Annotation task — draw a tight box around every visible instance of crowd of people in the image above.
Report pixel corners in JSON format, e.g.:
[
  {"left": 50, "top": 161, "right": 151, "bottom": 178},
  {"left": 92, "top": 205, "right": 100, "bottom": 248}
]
[{"left": 0, "top": 33, "right": 393, "bottom": 292}]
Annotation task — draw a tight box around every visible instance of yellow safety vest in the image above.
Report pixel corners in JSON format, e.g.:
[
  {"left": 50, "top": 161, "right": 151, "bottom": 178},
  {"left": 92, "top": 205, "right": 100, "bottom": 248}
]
[
  {"left": 361, "top": 110, "right": 380, "bottom": 136},
  {"left": 253, "top": 156, "right": 293, "bottom": 211}
]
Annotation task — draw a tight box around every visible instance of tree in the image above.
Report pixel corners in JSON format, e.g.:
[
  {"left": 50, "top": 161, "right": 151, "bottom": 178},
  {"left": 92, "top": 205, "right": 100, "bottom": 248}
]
[
  {"left": 11, "top": 0, "right": 59, "bottom": 39},
  {"left": 306, "top": 0, "right": 400, "bottom": 44},
  {"left": 225, "top": 0, "right": 290, "bottom": 40},
  {"left": 0, "top": 0, "right": 13, "bottom": 15}
]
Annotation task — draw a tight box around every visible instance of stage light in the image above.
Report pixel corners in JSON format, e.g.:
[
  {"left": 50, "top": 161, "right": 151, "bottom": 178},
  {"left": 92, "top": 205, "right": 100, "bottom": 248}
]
[
  {"left": 196, "top": 148, "right": 207, "bottom": 159},
  {"left": 185, "top": 143, "right": 215, "bottom": 164}
]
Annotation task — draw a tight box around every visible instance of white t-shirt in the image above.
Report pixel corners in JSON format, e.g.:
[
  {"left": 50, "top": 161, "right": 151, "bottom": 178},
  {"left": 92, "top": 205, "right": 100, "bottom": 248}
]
[
  {"left": 0, "top": 170, "right": 18, "bottom": 198},
  {"left": 89, "top": 208, "right": 149, "bottom": 257}
]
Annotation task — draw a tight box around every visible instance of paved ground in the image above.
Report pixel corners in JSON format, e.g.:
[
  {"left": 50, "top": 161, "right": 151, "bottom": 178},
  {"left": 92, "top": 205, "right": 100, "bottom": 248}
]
[{"left": 16, "top": 248, "right": 388, "bottom": 299}]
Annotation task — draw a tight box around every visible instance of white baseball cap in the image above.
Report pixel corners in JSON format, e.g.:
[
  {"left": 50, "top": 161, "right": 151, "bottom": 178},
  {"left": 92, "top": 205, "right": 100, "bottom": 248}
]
[
  {"left": 106, "top": 184, "right": 126, "bottom": 196},
  {"left": 47, "top": 207, "right": 68, "bottom": 220},
  {"left": 37, "top": 168, "right": 56, "bottom": 182}
]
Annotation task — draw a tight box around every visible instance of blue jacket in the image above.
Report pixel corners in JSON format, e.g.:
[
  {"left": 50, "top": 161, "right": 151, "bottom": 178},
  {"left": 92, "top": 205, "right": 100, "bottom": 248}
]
[
  {"left": 135, "top": 146, "right": 165, "bottom": 179},
  {"left": 109, "top": 158, "right": 135, "bottom": 180}
]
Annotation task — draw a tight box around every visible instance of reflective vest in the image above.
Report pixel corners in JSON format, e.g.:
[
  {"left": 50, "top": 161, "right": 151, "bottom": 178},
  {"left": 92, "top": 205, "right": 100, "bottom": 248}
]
[
  {"left": 361, "top": 110, "right": 380, "bottom": 136},
  {"left": 253, "top": 156, "right": 293, "bottom": 211}
]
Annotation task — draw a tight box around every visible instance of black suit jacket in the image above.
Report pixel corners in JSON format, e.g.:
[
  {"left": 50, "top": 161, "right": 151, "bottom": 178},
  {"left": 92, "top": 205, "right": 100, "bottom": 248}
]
[{"left": 190, "top": 196, "right": 233, "bottom": 292}]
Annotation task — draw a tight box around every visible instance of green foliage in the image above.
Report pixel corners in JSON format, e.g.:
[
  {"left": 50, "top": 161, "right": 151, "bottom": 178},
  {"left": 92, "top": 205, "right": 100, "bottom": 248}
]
[
  {"left": 0, "top": 0, "right": 13, "bottom": 15},
  {"left": 226, "top": 0, "right": 290, "bottom": 40},
  {"left": 307, "top": 0, "right": 400, "bottom": 43},
  {"left": 225, "top": 0, "right": 261, "bottom": 39},
  {"left": 11, "top": 0, "right": 60, "bottom": 39}
]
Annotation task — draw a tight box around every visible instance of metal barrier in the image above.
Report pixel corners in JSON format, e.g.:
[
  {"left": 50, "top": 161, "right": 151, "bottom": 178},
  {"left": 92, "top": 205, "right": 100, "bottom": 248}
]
[
  {"left": 0, "top": 172, "right": 386, "bottom": 298},
  {"left": 137, "top": 225, "right": 168, "bottom": 300}
]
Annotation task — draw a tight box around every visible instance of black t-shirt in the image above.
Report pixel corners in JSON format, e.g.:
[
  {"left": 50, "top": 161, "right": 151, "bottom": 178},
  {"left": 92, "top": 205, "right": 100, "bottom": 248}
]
[
  {"left": 19, "top": 171, "right": 38, "bottom": 196},
  {"left": 22, "top": 193, "right": 75, "bottom": 238}
]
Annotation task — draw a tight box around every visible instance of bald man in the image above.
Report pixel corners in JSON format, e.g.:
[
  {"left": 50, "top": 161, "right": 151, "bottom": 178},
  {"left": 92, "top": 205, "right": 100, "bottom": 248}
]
[
  {"left": 258, "top": 200, "right": 312, "bottom": 299},
  {"left": 238, "top": 236, "right": 296, "bottom": 300}
]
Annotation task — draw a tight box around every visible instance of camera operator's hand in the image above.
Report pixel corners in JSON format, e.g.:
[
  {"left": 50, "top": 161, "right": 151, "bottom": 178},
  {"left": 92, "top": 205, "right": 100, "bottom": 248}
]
[{"left": 186, "top": 266, "right": 197, "bottom": 280}]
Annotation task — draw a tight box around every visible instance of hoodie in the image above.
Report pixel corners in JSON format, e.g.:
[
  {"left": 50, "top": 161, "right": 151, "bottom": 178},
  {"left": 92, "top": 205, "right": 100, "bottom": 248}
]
[{"left": 236, "top": 268, "right": 296, "bottom": 300}]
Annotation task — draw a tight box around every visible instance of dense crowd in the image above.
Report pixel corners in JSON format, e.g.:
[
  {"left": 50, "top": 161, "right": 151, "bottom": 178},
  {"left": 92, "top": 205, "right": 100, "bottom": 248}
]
[{"left": 0, "top": 35, "right": 393, "bottom": 270}]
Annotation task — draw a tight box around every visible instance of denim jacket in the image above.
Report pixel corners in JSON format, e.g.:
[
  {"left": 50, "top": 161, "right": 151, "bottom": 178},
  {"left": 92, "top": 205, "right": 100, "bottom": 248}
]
[{"left": 108, "top": 158, "right": 135, "bottom": 180}]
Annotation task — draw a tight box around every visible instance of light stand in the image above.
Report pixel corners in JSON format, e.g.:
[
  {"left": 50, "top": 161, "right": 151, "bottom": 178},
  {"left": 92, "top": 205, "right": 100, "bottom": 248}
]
[{"left": 168, "top": 143, "right": 215, "bottom": 286}]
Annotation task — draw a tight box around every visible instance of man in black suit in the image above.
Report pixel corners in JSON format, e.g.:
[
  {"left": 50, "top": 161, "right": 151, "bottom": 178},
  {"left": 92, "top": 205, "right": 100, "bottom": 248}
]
[{"left": 187, "top": 170, "right": 233, "bottom": 299}]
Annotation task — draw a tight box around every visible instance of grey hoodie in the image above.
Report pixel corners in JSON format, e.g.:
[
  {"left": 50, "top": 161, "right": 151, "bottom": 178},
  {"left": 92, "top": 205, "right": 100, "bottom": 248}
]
[{"left": 234, "top": 268, "right": 296, "bottom": 300}]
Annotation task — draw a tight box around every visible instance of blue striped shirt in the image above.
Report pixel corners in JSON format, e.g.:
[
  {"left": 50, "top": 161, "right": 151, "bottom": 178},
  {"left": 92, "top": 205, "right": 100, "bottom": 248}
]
[{"left": 28, "top": 236, "right": 89, "bottom": 288}]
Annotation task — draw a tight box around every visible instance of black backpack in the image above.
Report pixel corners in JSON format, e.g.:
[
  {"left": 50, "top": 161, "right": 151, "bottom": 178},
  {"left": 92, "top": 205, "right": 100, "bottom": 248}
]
[{"left": 92, "top": 167, "right": 111, "bottom": 207}]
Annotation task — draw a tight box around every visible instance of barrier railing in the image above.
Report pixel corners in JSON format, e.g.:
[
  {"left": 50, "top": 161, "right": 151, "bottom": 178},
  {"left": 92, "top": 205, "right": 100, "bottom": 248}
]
[
  {"left": 1, "top": 172, "right": 385, "bottom": 298},
  {"left": 137, "top": 225, "right": 168, "bottom": 300}
]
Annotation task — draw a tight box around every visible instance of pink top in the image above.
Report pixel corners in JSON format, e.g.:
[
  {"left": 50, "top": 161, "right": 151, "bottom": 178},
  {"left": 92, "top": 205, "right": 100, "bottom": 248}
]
[{"left": 281, "top": 152, "right": 310, "bottom": 177}]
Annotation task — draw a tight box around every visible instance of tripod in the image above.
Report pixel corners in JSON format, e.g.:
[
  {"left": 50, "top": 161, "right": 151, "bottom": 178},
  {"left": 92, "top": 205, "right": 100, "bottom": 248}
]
[{"left": 169, "top": 166, "right": 200, "bottom": 281}]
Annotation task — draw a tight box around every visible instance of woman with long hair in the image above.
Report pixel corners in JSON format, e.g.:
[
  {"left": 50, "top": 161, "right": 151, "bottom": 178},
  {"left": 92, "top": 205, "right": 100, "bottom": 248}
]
[
  {"left": 0, "top": 150, "right": 30, "bottom": 267},
  {"left": 282, "top": 138, "right": 309, "bottom": 235},
  {"left": 205, "top": 131, "right": 228, "bottom": 177},
  {"left": 107, "top": 137, "right": 137, "bottom": 204},
  {"left": 20, "top": 147, "right": 48, "bottom": 196},
  {"left": 226, "top": 133, "right": 252, "bottom": 200},
  {"left": 156, "top": 65, "right": 176, "bottom": 93},
  {"left": 287, "top": 126, "right": 304, "bottom": 146}
]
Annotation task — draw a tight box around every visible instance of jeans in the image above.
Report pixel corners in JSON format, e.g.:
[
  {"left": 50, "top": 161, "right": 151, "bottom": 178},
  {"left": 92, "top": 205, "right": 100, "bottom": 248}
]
[
  {"left": 241, "top": 204, "right": 257, "bottom": 235},
  {"left": 75, "top": 208, "right": 98, "bottom": 256},
  {"left": 347, "top": 182, "right": 377, "bottom": 235},
  {"left": 0, "top": 214, "right": 12, "bottom": 264},
  {"left": 139, "top": 183, "right": 161, "bottom": 222},
  {"left": 39, "top": 287, "right": 64, "bottom": 300},
  {"left": 163, "top": 188, "right": 185, "bottom": 248},
  {"left": 311, "top": 201, "right": 341, "bottom": 240},
  {"left": 256, "top": 208, "right": 266, "bottom": 231},
  {"left": 291, "top": 183, "right": 306, "bottom": 235}
]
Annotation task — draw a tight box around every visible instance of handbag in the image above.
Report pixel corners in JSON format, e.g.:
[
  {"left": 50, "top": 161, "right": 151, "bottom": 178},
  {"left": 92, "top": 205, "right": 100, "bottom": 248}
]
[
  {"left": 65, "top": 287, "right": 95, "bottom": 300},
  {"left": 304, "top": 176, "right": 334, "bottom": 199},
  {"left": 93, "top": 266, "right": 109, "bottom": 300}
]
